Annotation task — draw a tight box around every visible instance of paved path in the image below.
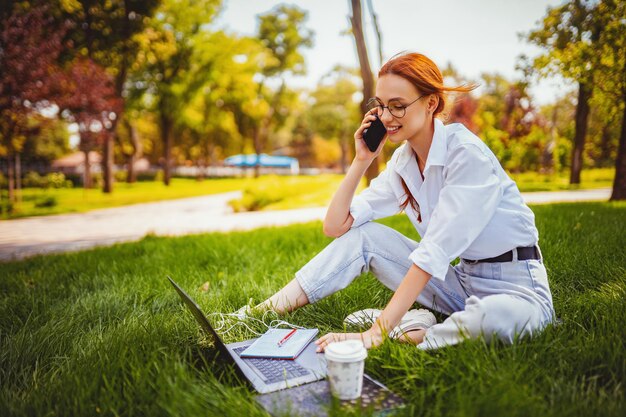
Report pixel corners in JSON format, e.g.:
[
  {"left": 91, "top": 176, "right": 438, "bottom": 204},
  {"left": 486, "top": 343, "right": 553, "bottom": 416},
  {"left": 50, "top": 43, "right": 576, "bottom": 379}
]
[{"left": 0, "top": 187, "right": 612, "bottom": 262}]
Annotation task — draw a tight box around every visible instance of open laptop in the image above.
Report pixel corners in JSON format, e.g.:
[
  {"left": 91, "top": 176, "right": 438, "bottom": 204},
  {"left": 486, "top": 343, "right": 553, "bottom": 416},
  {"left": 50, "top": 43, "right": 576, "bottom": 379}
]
[{"left": 167, "top": 276, "right": 327, "bottom": 394}]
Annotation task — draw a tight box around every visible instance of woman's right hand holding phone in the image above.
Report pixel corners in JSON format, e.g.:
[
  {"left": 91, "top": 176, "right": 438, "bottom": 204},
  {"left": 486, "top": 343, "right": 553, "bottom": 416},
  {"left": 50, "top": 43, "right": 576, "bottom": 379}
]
[
  {"left": 325, "top": 110, "right": 384, "bottom": 236},
  {"left": 354, "top": 109, "right": 386, "bottom": 163}
]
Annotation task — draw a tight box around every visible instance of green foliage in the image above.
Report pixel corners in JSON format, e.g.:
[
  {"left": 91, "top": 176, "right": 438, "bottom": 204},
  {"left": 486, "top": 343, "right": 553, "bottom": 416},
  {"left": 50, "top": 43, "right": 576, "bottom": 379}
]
[
  {"left": 228, "top": 187, "right": 284, "bottom": 212},
  {"left": 227, "top": 174, "right": 361, "bottom": 212},
  {"left": 524, "top": 0, "right": 625, "bottom": 178},
  {"left": 21, "top": 172, "right": 73, "bottom": 189},
  {"left": 526, "top": 0, "right": 602, "bottom": 84},
  {"left": 0, "top": 198, "right": 13, "bottom": 214},
  {"left": 471, "top": 73, "right": 563, "bottom": 173},
  {"left": 0, "top": 202, "right": 624, "bottom": 416},
  {"left": 176, "top": 32, "right": 269, "bottom": 163},
  {"left": 20, "top": 115, "right": 71, "bottom": 163},
  {"left": 114, "top": 170, "right": 127, "bottom": 183},
  {"left": 257, "top": 4, "right": 314, "bottom": 78}
]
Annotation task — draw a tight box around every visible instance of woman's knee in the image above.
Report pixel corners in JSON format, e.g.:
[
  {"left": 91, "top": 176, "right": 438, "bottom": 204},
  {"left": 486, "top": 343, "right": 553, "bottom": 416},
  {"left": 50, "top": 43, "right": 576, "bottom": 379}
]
[
  {"left": 444, "top": 295, "right": 542, "bottom": 342},
  {"left": 333, "top": 221, "right": 385, "bottom": 246},
  {"left": 474, "top": 295, "right": 543, "bottom": 342}
]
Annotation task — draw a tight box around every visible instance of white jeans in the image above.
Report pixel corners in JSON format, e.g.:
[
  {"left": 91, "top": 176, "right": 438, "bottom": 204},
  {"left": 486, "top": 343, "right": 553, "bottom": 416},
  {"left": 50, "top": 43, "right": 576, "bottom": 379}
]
[{"left": 295, "top": 222, "right": 555, "bottom": 349}]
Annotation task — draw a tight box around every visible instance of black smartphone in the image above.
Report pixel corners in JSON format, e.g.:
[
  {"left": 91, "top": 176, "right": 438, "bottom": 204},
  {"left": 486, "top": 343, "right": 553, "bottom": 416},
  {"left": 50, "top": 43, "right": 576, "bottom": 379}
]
[{"left": 363, "top": 115, "right": 387, "bottom": 152}]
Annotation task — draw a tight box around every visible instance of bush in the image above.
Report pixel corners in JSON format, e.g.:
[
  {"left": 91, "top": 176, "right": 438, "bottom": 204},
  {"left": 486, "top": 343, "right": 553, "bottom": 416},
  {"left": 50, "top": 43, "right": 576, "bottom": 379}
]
[
  {"left": 135, "top": 171, "right": 158, "bottom": 181},
  {"left": 47, "top": 172, "right": 73, "bottom": 188},
  {"left": 114, "top": 170, "right": 128, "bottom": 183},
  {"left": 22, "top": 172, "right": 73, "bottom": 189},
  {"left": 64, "top": 173, "right": 83, "bottom": 187},
  {"left": 0, "top": 199, "right": 13, "bottom": 214},
  {"left": 229, "top": 187, "right": 285, "bottom": 212},
  {"left": 22, "top": 172, "right": 45, "bottom": 188}
]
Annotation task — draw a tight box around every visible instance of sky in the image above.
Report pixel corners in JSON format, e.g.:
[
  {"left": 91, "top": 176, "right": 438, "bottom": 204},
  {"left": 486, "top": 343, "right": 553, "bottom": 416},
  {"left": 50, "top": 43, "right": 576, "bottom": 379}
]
[{"left": 214, "top": 0, "right": 570, "bottom": 105}]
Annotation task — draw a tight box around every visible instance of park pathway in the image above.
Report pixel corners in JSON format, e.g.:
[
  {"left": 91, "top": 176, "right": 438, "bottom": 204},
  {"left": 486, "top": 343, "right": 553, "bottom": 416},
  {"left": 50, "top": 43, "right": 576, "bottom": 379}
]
[{"left": 0, "top": 187, "right": 612, "bottom": 262}]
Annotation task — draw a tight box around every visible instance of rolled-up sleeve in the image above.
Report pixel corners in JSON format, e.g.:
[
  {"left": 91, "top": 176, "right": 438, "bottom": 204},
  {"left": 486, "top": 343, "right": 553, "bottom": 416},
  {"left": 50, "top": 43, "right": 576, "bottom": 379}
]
[
  {"left": 409, "top": 144, "right": 503, "bottom": 280},
  {"left": 350, "top": 166, "right": 401, "bottom": 228}
]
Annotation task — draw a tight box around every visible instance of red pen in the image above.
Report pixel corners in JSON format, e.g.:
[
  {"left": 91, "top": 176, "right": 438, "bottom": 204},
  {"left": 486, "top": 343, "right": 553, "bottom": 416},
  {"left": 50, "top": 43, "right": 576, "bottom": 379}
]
[{"left": 277, "top": 329, "right": 297, "bottom": 347}]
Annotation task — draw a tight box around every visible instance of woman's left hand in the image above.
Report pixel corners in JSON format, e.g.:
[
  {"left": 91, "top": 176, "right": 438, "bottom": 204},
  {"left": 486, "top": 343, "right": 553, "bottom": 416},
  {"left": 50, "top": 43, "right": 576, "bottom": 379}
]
[{"left": 314, "top": 329, "right": 383, "bottom": 352}]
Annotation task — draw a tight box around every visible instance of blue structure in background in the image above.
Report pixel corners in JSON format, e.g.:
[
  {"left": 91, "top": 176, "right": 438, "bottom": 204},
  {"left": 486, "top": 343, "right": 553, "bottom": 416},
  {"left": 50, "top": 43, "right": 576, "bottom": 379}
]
[{"left": 224, "top": 154, "right": 299, "bottom": 174}]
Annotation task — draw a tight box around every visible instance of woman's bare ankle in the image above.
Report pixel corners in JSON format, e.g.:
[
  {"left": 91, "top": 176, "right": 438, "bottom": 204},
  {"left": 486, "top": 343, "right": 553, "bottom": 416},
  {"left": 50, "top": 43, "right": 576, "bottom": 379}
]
[{"left": 261, "top": 278, "right": 309, "bottom": 314}]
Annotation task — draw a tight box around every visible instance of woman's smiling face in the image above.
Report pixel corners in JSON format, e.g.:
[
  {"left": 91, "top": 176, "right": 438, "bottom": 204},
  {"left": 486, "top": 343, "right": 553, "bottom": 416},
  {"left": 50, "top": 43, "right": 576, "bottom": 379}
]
[{"left": 375, "top": 73, "right": 431, "bottom": 145}]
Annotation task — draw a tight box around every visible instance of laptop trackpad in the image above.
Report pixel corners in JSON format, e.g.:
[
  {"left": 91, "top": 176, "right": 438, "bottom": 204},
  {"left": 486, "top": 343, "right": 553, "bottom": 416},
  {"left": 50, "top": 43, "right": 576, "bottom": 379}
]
[{"left": 295, "top": 342, "right": 327, "bottom": 376}]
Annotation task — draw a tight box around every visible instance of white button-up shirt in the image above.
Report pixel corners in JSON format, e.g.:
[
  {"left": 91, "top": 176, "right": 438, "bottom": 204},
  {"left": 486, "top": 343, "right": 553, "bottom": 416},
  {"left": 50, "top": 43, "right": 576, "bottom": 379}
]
[{"left": 349, "top": 118, "right": 539, "bottom": 281}]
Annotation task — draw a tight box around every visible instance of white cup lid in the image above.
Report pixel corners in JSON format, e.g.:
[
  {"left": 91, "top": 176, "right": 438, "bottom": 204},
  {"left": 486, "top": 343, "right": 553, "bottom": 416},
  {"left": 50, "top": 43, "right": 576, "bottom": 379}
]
[{"left": 324, "top": 340, "right": 367, "bottom": 362}]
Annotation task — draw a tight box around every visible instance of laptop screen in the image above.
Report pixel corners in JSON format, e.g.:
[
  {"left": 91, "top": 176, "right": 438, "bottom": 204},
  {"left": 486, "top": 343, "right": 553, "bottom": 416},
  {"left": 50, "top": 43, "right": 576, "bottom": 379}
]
[{"left": 167, "top": 276, "right": 232, "bottom": 359}]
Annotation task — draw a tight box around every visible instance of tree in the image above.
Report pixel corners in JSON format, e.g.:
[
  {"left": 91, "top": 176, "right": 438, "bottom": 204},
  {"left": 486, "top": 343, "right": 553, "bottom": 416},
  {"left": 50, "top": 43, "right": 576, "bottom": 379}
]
[
  {"left": 448, "top": 94, "right": 479, "bottom": 133},
  {"left": 593, "top": 0, "right": 626, "bottom": 200},
  {"left": 129, "top": 0, "right": 221, "bottom": 185},
  {"left": 50, "top": 58, "right": 122, "bottom": 188},
  {"left": 366, "top": 0, "right": 383, "bottom": 67},
  {"left": 526, "top": 0, "right": 604, "bottom": 184},
  {"left": 443, "top": 63, "right": 479, "bottom": 133},
  {"left": 253, "top": 4, "right": 313, "bottom": 177},
  {"left": 20, "top": 115, "right": 71, "bottom": 168},
  {"left": 0, "top": 3, "right": 67, "bottom": 204},
  {"left": 59, "top": 0, "right": 159, "bottom": 192},
  {"left": 308, "top": 66, "right": 361, "bottom": 172},
  {"left": 177, "top": 32, "right": 269, "bottom": 178},
  {"left": 349, "top": 0, "right": 378, "bottom": 184},
  {"left": 538, "top": 92, "right": 577, "bottom": 173}
]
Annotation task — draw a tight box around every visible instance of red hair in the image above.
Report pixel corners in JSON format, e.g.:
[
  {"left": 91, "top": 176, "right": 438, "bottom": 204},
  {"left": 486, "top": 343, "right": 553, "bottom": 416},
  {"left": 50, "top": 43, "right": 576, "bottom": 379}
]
[{"left": 378, "top": 52, "right": 478, "bottom": 217}]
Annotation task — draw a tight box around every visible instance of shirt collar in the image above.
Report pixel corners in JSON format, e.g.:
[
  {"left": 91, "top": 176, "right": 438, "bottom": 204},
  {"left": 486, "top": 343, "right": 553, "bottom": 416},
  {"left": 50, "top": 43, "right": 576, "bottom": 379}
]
[
  {"left": 394, "top": 118, "right": 447, "bottom": 173},
  {"left": 425, "top": 118, "right": 447, "bottom": 170}
]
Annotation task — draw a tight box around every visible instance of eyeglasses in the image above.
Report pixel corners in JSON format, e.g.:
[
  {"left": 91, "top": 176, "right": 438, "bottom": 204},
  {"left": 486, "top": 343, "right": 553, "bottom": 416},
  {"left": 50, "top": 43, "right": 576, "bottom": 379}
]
[{"left": 366, "top": 94, "right": 426, "bottom": 118}]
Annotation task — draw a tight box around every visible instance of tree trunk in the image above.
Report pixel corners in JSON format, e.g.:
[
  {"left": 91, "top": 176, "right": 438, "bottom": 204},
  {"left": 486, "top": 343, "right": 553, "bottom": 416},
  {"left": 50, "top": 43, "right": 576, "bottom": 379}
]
[
  {"left": 542, "top": 103, "right": 558, "bottom": 173},
  {"left": 160, "top": 113, "right": 172, "bottom": 186},
  {"left": 340, "top": 131, "right": 348, "bottom": 174},
  {"left": 15, "top": 153, "right": 21, "bottom": 203},
  {"left": 350, "top": 0, "right": 379, "bottom": 184},
  {"left": 124, "top": 118, "right": 141, "bottom": 183},
  {"left": 253, "top": 128, "right": 262, "bottom": 178},
  {"left": 83, "top": 148, "right": 92, "bottom": 189},
  {"left": 599, "top": 123, "right": 612, "bottom": 167},
  {"left": 570, "top": 82, "right": 592, "bottom": 184},
  {"left": 102, "top": 135, "right": 114, "bottom": 193},
  {"left": 7, "top": 152, "right": 14, "bottom": 203},
  {"left": 610, "top": 92, "right": 626, "bottom": 200},
  {"left": 366, "top": 0, "right": 383, "bottom": 66}
]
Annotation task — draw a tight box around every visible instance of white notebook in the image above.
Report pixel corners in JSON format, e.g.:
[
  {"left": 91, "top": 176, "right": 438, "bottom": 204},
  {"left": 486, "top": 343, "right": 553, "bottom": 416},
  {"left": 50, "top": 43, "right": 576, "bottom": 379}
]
[{"left": 240, "top": 328, "right": 319, "bottom": 360}]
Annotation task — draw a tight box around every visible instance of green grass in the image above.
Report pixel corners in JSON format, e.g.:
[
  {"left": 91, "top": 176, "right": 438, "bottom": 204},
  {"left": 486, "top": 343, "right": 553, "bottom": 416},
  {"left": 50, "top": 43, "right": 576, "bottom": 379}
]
[
  {"left": 509, "top": 167, "right": 614, "bottom": 192},
  {"left": 1, "top": 202, "right": 624, "bottom": 416},
  {"left": 0, "top": 175, "right": 351, "bottom": 220},
  {"left": 1, "top": 168, "right": 614, "bottom": 220}
]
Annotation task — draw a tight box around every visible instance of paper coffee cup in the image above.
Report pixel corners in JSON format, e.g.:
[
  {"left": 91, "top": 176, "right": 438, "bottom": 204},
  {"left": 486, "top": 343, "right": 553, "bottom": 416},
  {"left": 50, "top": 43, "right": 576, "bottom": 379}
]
[{"left": 324, "top": 340, "right": 367, "bottom": 400}]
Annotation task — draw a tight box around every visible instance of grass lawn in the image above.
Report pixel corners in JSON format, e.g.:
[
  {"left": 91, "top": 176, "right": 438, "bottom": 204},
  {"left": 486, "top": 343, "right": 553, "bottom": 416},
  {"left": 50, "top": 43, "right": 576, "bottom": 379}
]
[
  {"left": 1, "top": 201, "right": 624, "bottom": 416},
  {"left": 0, "top": 175, "right": 353, "bottom": 220},
  {"left": 1, "top": 168, "right": 614, "bottom": 220},
  {"left": 508, "top": 168, "right": 614, "bottom": 192}
]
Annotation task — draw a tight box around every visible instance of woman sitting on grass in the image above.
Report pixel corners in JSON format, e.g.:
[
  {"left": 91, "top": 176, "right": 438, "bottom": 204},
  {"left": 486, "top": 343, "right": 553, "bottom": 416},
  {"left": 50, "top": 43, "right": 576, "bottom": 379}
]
[{"left": 238, "top": 52, "right": 556, "bottom": 351}]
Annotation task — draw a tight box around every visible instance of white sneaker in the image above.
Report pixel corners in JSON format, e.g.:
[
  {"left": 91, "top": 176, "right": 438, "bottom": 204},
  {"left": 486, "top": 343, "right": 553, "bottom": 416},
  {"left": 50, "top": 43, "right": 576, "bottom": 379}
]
[
  {"left": 344, "top": 308, "right": 383, "bottom": 327},
  {"left": 388, "top": 309, "right": 436, "bottom": 339},
  {"left": 233, "top": 298, "right": 255, "bottom": 319},
  {"left": 344, "top": 308, "right": 436, "bottom": 339}
]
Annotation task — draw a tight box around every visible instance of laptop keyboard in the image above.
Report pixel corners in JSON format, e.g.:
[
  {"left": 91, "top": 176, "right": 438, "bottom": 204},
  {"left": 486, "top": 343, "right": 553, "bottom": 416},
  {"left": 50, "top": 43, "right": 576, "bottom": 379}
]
[{"left": 233, "top": 346, "right": 311, "bottom": 384}]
